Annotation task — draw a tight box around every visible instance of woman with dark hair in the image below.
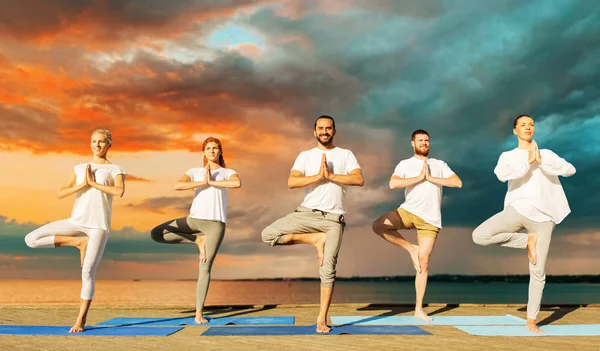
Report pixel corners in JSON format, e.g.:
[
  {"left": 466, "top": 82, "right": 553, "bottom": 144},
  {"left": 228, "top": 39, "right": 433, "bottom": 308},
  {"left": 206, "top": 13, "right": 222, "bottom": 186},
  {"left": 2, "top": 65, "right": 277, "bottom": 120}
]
[
  {"left": 150, "top": 137, "right": 241, "bottom": 323},
  {"left": 472, "top": 115, "right": 576, "bottom": 333},
  {"left": 24, "top": 129, "right": 126, "bottom": 333}
]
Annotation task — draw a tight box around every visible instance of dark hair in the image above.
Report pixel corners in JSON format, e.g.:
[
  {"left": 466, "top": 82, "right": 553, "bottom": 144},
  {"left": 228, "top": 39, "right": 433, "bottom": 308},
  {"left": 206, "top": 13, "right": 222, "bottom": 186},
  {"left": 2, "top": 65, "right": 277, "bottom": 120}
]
[
  {"left": 202, "top": 137, "right": 226, "bottom": 167},
  {"left": 314, "top": 115, "right": 336, "bottom": 130},
  {"left": 513, "top": 114, "right": 532, "bottom": 128},
  {"left": 411, "top": 129, "right": 429, "bottom": 141}
]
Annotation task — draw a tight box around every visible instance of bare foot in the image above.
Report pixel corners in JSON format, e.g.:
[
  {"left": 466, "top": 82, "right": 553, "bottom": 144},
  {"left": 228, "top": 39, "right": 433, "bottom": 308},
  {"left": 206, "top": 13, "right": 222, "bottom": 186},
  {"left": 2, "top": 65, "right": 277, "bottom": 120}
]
[
  {"left": 195, "top": 312, "right": 208, "bottom": 324},
  {"left": 69, "top": 317, "right": 86, "bottom": 333},
  {"left": 316, "top": 319, "right": 331, "bottom": 333},
  {"left": 409, "top": 244, "right": 421, "bottom": 273},
  {"left": 525, "top": 319, "right": 543, "bottom": 333},
  {"left": 75, "top": 237, "right": 89, "bottom": 268},
  {"left": 527, "top": 232, "right": 538, "bottom": 265},
  {"left": 195, "top": 235, "right": 207, "bottom": 263},
  {"left": 312, "top": 233, "right": 327, "bottom": 267},
  {"left": 414, "top": 309, "right": 432, "bottom": 322}
]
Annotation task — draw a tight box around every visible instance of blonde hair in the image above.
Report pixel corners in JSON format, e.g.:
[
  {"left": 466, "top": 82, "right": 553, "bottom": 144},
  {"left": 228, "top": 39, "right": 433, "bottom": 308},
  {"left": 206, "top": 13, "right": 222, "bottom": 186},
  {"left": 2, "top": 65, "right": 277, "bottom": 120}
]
[{"left": 92, "top": 129, "right": 113, "bottom": 145}]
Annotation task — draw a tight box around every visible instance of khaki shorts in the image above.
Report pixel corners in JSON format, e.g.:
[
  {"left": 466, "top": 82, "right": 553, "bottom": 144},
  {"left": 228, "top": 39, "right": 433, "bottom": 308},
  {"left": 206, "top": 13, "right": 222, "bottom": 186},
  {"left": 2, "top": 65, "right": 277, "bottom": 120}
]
[{"left": 396, "top": 208, "right": 440, "bottom": 238}]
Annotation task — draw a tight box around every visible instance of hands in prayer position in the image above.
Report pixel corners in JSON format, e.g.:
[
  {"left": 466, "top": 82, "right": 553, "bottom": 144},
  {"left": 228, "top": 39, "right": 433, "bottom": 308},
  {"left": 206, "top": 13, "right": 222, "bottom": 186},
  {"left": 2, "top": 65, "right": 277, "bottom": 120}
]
[
  {"left": 205, "top": 165, "right": 212, "bottom": 186},
  {"left": 420, "top": 159, "right": 430, "bottom": 182},
  {"left": 528, "top": 141, "right": 542, "bottom": 165},
  {"left": 85, "top": 164, "right": 96, "bottom": 187},
  {"left": 318, "top": 154, "right": 330, "bottom": 181}
]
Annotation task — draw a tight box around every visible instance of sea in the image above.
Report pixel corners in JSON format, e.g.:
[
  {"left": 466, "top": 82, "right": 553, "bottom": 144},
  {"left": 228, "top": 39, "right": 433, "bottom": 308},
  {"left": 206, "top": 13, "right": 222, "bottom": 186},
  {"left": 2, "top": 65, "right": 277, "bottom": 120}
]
[{"left": 1, "top": 280, "right": 599, "bottom": 305}]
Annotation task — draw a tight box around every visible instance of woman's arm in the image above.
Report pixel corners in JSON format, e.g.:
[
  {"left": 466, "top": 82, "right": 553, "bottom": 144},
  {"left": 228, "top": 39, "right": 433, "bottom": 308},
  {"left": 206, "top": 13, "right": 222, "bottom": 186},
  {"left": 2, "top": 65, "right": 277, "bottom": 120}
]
[
  {"left": 174, "top": 173, "right": 208, "bottom": 191},
  {"left": 494, "top": 153, "right": 531, "bottom": 182},
  {"left": 328, "top": 168, "right": 364, "bottom": 187},
  {"left": 288, "top": 169, "right": 324, "bottom": 189},
  {"left": 57, "top": 171, "right": 88, "bottom": 199},
  {"left": 89, "top": 171, "right": 126, "bottom": 197},
  {"left": 209, "top": 173, "right": 242, "bottom": 188},
  {"left": 539, "top": 150, "right": 576, "bottom": 177}
]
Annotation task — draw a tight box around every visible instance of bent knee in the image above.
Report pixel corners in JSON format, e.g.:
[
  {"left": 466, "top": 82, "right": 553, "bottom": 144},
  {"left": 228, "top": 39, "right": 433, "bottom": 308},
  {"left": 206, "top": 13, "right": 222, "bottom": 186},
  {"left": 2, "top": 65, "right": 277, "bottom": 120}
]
[
  {"left": 371, "top": 220, "right": 382, "bottom": 234},
  {"left": 371, "top": 218, "right": 389, "bottom": 235},
  {"left": 150, "top": 227, "right": 164, "bottom": 242},
  {"left": 261, "top": 227, "right": 280, "bottom": 246},
  {"left": 472, "top": 228, "right": 489, "bottom": 246},
  {"left": 24, "top": 235, "right": 35, "bottom": 248}
]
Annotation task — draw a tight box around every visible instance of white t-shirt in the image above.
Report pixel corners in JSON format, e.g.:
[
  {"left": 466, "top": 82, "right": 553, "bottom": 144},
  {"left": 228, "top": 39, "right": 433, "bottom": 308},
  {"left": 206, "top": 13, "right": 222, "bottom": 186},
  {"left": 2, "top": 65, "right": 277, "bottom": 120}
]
[
  {"left": 494, "top": 148, "right": 576, "bottom": 224},
  {"left": 186, "top": 167, "right": 237, "bottom": 223},
  {"left": 70, "top": 163, "right": 126, "bottom": 231},
  {"left": 393, "top": 157, "right": 455, "bottom": 228},
  {"left": 292, "top": 147, "right": 361, "bottom": 214}
]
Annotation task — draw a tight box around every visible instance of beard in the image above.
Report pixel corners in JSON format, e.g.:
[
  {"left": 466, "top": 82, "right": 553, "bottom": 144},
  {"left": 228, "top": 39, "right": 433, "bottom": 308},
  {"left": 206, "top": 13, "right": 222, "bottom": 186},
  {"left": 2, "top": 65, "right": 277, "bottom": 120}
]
[
  {"left": 316, "top": 133, "right": 334, "bottom": 146},
  {"left": 415, "top": 147, "right": 429, "bottom": 157}
]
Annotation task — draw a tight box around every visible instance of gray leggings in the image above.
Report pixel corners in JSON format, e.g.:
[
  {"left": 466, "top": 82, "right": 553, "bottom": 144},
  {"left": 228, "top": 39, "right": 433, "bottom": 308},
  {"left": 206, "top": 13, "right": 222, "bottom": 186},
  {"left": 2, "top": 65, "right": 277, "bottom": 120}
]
[
  {"left": 261, "top": 206, "right": 346, "bottom": 288},
  {"left": 151, "top": 217, "right": 225, "bottom": 310},
  {"left": 472, "top": 206, "right": 555, "bottom": 320}
]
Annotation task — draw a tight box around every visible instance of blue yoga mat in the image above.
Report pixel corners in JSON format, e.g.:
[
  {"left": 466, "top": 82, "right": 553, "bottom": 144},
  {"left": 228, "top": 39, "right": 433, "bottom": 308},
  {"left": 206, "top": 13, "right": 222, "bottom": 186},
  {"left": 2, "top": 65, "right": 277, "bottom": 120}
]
[
  {"left": 96, "top": 316, "right": 294, "bottom": 327},
  {"left": 201, "top": 325, "right": 431, "bottom": 336},
  {"left": 331, "top": 314, "right": 525, "bottom": 326},
  {"left": 456, "top": 324, "right": 600, "bottom": 336},
  {"left": 0, "top": 325, "right": 182, "bottom": 336}
]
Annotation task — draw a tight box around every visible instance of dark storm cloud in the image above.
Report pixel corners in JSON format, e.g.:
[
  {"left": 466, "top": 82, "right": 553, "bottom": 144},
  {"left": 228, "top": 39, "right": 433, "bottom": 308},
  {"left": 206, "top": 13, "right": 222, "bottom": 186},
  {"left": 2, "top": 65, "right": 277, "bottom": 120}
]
[
  {"left": 242, "top": 0, "right": 600, "bottom": 229},
  {"left": 0, "top": 0, "right": 260, "bottom": 41}
]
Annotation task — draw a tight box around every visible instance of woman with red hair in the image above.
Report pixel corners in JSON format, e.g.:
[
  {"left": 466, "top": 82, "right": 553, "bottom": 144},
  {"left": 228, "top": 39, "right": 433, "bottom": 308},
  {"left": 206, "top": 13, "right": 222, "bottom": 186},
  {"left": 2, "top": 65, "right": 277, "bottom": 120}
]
[{"left": 151, "top": 137, "right": 241, "bottom": 323}]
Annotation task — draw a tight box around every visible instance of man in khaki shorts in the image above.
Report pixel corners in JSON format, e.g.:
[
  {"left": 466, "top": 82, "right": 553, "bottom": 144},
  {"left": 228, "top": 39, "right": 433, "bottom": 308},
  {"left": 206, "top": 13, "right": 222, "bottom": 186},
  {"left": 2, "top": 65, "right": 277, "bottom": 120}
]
[
  {"left": 372, "top": 129, "right": 462, "bottom": 321},
  {"left": 262, "top": 115, "right": 364, "bottom": 333}
]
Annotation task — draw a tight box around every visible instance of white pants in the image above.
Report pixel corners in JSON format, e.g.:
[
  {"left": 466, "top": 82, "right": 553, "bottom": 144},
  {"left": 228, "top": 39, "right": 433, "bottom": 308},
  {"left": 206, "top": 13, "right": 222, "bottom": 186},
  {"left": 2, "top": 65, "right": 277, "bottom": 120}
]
[{"left": 24, "top": 219, "right": 108, "bottom": 300}]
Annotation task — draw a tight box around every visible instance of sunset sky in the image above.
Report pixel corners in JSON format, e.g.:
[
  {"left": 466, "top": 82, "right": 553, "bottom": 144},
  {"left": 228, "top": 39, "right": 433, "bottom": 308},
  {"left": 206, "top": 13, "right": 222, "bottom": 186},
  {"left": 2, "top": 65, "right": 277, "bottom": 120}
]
[{"left": 1, "top": 0, "right": 599, "bottom": 280}]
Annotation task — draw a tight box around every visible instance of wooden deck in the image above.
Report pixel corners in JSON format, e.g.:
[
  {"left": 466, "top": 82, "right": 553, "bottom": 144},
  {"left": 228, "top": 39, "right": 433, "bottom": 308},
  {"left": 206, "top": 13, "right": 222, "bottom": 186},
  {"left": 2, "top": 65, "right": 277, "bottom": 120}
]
[{"left": 1, "top": 304, "right": 599, "bottom": 350}]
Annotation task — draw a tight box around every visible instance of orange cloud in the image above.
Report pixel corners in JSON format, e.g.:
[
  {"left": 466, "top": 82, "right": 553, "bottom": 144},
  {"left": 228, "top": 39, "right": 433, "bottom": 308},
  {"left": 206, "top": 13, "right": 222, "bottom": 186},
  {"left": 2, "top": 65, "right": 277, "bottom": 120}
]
[
  {"left": 126, "top": 175, "right": 154, "bottom": 182},
  {"left": 0, "top": 0, "right": 366, "bottom": 167}
]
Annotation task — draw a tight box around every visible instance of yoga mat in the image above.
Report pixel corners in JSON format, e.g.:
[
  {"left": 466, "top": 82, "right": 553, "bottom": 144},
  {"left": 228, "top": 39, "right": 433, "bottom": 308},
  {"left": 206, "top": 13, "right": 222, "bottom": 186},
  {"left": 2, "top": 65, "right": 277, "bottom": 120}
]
[
  {"left": 0, "top": 325, "right": 182, "bottom": 336},
  {"left": 456, "top": 324, "right": 600, "bottom": 336},
  {"left": 331, "top": 314, "right": 525, "bottom": 326},
  {"left": 97, "top": 316, "right": 294, "bottom": 327},
  {"left": 201, "top": 325, "right": 431, "bottom": 336}
]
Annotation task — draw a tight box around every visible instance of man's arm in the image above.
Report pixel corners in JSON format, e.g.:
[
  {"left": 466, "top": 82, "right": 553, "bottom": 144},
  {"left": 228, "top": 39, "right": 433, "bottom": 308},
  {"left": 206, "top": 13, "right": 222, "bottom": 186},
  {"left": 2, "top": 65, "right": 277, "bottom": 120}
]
[
  {"left": 427, "top": 173, "right": 463, "bottom": 188},
  {"left": 288, "top": 169, "right": 324, "bottom": 189},
  {"left": 390, "top": 160, "right": 426, "bottom": 189},
  {"left": 389, "top": 175, "right": 424, "bottom": 189},
  {"left": 328, "top": 168, "right": 364, "bottom": 187},
  {"left": 426, "top": 161, "right": 463, "bottom": 188}
]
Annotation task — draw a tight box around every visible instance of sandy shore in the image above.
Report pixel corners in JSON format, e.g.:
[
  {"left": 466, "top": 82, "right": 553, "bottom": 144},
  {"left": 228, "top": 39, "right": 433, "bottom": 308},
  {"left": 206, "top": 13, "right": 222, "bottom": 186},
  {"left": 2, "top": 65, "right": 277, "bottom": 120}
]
[{"left": 0, "top": 304, "right": 599, "bottom": 350}]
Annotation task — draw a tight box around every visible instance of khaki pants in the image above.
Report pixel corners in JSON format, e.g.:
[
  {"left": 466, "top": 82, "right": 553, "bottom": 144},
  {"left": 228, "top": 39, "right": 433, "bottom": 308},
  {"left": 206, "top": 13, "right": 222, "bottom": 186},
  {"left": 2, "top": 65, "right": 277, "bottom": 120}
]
[{"left": 261, "top": 206, "right": 346, "bottom": 288}]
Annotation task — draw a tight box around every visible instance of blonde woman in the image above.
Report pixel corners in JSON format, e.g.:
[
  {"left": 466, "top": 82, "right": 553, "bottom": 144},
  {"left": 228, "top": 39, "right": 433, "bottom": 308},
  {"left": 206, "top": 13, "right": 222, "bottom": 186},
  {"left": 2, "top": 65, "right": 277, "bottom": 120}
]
[
  {"left": 151, "top": 137, "right": 241, "bottom": 324},
  {"left": 24, "top": 129, "right": 126, "bottom": 333}
]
